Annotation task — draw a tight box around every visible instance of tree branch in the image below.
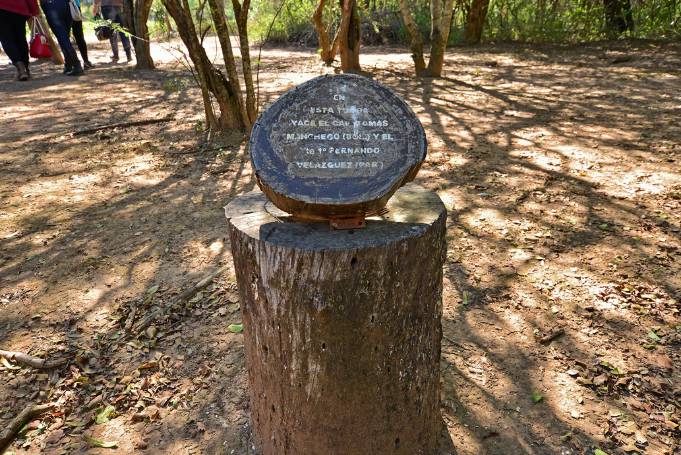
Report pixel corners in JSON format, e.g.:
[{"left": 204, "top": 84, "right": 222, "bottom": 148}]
[
  {"left": 133, "top": 265, "right": 230, "bottom": 334},
  {"left": 72, "top": 116, "right": 174, "bottom": 136},
  {"left": 0, "top": 350, "right": 68, "bottom": 370},
  {"left": 0, "top": 403, "right": 54, "bottom": 451}
]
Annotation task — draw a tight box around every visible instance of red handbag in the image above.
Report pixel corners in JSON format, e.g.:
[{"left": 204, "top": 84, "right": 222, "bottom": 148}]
[{"left": 29, "top": 17, "right": 53, "bottom": 59}]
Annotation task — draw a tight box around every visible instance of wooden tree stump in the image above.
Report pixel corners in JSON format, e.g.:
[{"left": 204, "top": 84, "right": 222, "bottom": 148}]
[{"left": 225, "top": 183, "right": 446, "bottom": 455}]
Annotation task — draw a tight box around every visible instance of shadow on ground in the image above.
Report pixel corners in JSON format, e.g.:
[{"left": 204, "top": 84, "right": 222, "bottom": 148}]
[{"left": 0, "top": 40, "right": 679, "bottom": 454}]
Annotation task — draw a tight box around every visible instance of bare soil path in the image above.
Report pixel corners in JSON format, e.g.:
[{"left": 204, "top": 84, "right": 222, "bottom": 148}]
[{"left": 1, "top": 39, "right": 680, "bottom": 455}]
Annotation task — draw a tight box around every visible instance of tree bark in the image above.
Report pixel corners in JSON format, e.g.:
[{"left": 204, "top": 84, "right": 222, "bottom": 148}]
[
  {"left": 397, "top": 0, "right": 426, "bottom": 76},
  {"left": 162, "top": 0, "right": 248, "bottom": 133},
  {"left": 398, "top": 0, "right": 455, "bottom": 77},
  {"left": 134, "top": 0, "right": 155, "bottom": 69},
  {"left": 206, "top": 0, "right": 250, "bottom": 130},
  {"left": 338, "top": 0, "right": 361, "bottom": 73},
  {"left": 225, "top": 184, "right": 446, "bottom": 455},
  {"left": 426, "top": 0, "right": 455, "bottom": 77},
  {"left": 0, "top": 403, "right": 53, "bottom": 452},
  {"left": 0, "top": 350, "right": 67, "bottom": 369},
  {"left": 463, "top": 0, "right": 489, "bottom": 44},
  {"left": 123, "top": 0, "right": 135, "bottom": 44},
  {"left": 313, "top": 0, "right": 335, "bottom": 65},
  {"left": 231, "top": 0, "right": 256, "bottom": 125}
]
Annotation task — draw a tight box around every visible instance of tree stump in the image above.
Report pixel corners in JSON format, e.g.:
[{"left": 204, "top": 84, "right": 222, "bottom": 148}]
[{"left": 225, "top": 183, "right": 446, "bottom": 455}]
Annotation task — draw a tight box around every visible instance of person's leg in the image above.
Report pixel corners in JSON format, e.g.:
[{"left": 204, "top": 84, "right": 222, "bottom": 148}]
[
  {"left": 0, "top": 10, "right": 31, "bottom": 80},
  {"left": 102, "top": 5, "right": 119, "bottom": 61},
  {"left": 16, "top": 16, "right": 29, "bottom": 70},
  {"left": 113, "top": 7, "right": 132, "bottom": 62},
  {"left": 59, "top": 3, "right": 82, "bottom": 74},
  {"left": 41, "top": 2, "right": 69, "bottom": 73},
  {"left": 44, "top": 0, "right": 81, "bottom": 74},
  {"left": 71, "top": 19, "right": 91, "bottom": 67},
  {"left": 0, "top": 10, "right": 23, "bottom": 65},
  {"left": 40, "top": 0, "right": 74, "bottom": 69},
  {"left": 16, "top": 14, "right": 30, "bottom": 78}
]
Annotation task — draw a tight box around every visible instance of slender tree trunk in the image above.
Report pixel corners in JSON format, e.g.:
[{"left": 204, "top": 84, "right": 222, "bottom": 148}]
[
  {"left": 164, "top": 10, "right": 173, "bottom": 39},
  {"left": 313, "top": 0, "right": 335, "bottom": 65},
  {"left": 426, "top": 0, "right": 455, "bottom": 77},
  {"left": 397, "top": 0, "right": 426, "bottom": 76},
  {"left": 134, "top": 0, "right": 155, "bottom": 69},
  {"left": 463, "top": 0, "right": 489, "bottom": 44},
  {"left": 123, "top": 0, "right": 135, "bottom": 47},
  {"left": 206, "top": 0, "right": 250, "bottom": 131},
  {"left": 232, "top": 0, "right": 256, "bottom": 124},
  {"left": 338, "top": 0, "right": 361, "bottom": 73},
  {"left": 430, "top": 0, "right": 443, "bottom": 49},
  {"left": 162, "top": 0, "right": 245, "bottom": 132},
  {"left": 441, "top": 0, "right": 455, "bottom": 47},
  {"left": 398, "top": 0, "right": 454, "bottom": 77}
]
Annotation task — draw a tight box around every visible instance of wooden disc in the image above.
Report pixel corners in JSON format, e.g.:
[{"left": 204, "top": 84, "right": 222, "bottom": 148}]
[{"left": 249, "top": 74, "right": 427, "bottom": 219}]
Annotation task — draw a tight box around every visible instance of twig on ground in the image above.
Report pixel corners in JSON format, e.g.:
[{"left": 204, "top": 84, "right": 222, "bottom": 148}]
[
  {"left": 0, "top": 349, "right": 68, "bottom": 369},
  {"left": 539, "top": 328, "right": 565, "bottom": 345},
  {"left": 85, "top": 394, "right": 103, "bottom": 411},
  {"left": 133, "top": 265, "right": 230, "bottom": 334},
  {"left": 72, "top": 116, "right": 174, "bottom": 136},
  {"left": 442, "top": 335, "right": 467, "bottom": 350},
  {"left": 0, "top": 403, "right": 53, "bottom": 451},
  {"left": 123, "top": 306, "right": 138, "bottom": 331},
  {"left": 167, "top": 145, "right": 231, "bottom": 155}
]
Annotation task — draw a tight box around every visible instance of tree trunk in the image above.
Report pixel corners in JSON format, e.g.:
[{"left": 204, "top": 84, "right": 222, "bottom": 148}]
[
  {"left": 134, "top": 0, "right": 155, "bottom": 69},
  {"left": 313, "top": 0, "right": 335, "bottom": 65},
  {"left": 397, "top": 0, "right": 426, "bottom": 76},
  {"left": 123, "top": 0, "right": 135, "bottom": 47},
  {"left": 398, "top": 0, "right": 454, "bottom": 77},
  {"left": 231, "top": 0, "right": 256, "bottom": 125},
  {"left": 164, "top": 10, "right": 173, "bottom": 39},
  {"left": 162, "top": 0, "right": 245, "bottom": 132},
  {"left": 206, "top": 0, "right": 250, "bottom": 130},
  {"left": 603, "top": 0, "right": 634, "bottom": 36},
  {"left": 225, "top": 184, "right": 446, "bottom": 455},
  {"left": 463, "top": 0, "right": 489, "bottom": 44},
  {"left": 426, "top": 0, "right": 455, "bottom": 77},
  {"left": 338, "top": 0, "right": 361, "bottom": 73}
]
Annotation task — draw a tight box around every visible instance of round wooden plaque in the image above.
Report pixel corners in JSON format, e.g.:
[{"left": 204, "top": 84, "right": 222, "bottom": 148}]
[{"left": 249, "top": 74, "right": 427, "bottom": 219}]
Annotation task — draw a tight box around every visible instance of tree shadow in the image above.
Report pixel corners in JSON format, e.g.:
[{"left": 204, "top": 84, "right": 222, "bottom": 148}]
[{"left": 1, "top": 41, "right": 680, "bottom": 454}]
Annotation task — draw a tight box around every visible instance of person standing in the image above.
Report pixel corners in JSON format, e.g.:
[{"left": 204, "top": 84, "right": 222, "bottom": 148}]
[
  {"left": 0, "top": 0, "right": 40, "bottom": 81},
  {"left": 93, "top": 0, "right": 132, "bottom": 63},
  {"left": 70, "top": 0, "right": 93, "bottom": 68},
  {"left": 41, "top": 0, "right": 83, "bottom": 75}
]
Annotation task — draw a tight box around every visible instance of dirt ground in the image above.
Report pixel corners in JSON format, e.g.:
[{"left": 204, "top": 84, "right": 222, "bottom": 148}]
[{"left": 1, "top": 37, "right": 680, "bottom": 455}]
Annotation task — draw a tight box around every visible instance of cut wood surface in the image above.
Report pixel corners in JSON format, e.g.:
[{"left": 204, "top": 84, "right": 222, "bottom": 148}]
[{"left": 226, "top": 183, "right": 447, "bottom": 455}]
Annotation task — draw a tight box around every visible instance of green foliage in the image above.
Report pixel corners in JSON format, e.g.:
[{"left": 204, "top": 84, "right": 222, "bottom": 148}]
[
  {"left": 250, "top": 0, "right": 320, "bottom": 45},
  {"left": 149, "top": 0, "right": 174, "bottom": 39},
  {"left": 482, "top": 0, "right": 681, "bottom": 43},
  {"left": 147, "top": 0, "right": 680, "bottom": 45},
  {"left": 248, "top": 0, "right": 431, "bottom": 46},
  {"left": 247, "top": 0, "right": 680, "bottom": 46}
]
